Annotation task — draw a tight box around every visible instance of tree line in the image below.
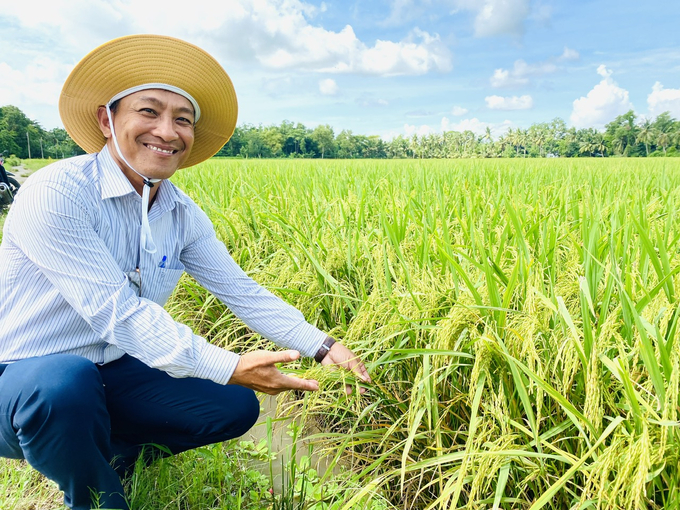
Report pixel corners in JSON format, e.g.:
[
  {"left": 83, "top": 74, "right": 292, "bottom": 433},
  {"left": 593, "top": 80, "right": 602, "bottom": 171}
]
[
  {"left": 2, "top": 104, "right": 679, "bottom": 161},
  {"left": 0, "top": 106, "right": 82, "bottom": 161}
]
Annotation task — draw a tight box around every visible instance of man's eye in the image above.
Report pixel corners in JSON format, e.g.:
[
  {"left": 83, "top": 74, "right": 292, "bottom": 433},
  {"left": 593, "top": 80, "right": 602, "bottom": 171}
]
[
  {"left": 140, "top": 108, "right": 156, "bottom": 115},
  {"left": 178, "top": 117, "right": 194, "bottom": 125}
]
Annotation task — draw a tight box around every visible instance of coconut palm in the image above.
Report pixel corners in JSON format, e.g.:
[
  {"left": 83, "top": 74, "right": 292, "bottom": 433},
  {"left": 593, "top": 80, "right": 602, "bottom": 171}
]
[{"left": 636, "top": 119, "right": 656, "bottom": 156}]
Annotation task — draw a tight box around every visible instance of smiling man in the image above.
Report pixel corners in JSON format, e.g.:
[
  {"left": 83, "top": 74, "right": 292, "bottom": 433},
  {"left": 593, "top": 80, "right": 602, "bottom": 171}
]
[{"left": 0, "top": 35, "right": 370, "bottom": 510}]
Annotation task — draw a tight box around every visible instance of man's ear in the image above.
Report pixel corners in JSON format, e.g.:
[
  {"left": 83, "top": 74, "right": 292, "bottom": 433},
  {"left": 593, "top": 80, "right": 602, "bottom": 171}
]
[{"left": 97, "top": 106, "right": 112, "bottom": 139}]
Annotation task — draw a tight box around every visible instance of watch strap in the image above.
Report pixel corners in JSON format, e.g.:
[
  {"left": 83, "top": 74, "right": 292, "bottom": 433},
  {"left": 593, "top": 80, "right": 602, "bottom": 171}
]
[{"left": 314, "top": 336, "right": 336, "bottom": 363}]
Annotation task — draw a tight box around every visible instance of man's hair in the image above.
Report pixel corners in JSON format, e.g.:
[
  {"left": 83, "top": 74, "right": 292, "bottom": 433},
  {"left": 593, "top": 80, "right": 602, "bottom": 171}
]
[{"left": 108, "top": 100, "right": 120, "bottom": 114}]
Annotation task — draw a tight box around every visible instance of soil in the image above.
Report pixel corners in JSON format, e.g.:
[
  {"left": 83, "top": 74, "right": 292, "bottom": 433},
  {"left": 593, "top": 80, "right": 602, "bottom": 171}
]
[{"left": 9, "top": 165, "right": 33, "bottom": 185}]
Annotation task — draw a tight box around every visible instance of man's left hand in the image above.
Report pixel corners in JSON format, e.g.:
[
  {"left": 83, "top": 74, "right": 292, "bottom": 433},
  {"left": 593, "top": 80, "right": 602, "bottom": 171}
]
[{"left": 320, "top": 342, "right": 371, "bottom": 395}]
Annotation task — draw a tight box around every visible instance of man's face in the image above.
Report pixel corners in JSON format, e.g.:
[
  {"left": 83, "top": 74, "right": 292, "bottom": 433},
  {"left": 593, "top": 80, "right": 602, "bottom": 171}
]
[{"left": 99, "top": 89, "right": 196, "bottom": 183}]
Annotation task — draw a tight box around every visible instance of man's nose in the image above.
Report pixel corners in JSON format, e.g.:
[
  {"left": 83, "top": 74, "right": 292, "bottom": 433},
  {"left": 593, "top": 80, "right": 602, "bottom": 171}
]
[{"left": 153, "top": 116, "right": 179, "bottom": 140}]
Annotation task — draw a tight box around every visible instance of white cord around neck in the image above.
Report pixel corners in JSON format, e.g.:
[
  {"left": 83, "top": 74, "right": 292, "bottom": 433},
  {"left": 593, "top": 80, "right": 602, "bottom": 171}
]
[{"left": 106, "top": 103, "right": 159, "bottom": 255}]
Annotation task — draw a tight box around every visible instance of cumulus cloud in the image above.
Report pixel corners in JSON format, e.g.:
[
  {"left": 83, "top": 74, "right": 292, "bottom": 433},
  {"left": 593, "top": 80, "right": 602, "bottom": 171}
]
[
  {"left": 570, "top": 65, "right": 634, "bottom": 129},
  {"left": 4, "top": 0, "right": 452, "bottom": 77},
  {"left": 319, "top": 78, "right": 339, "bottom": 96},
  {"left": 454, "top": 0, "right": 531, "bottom": 38},
  {"left": 560, "top": 47, "right": 580, "bottom": 61},
  {"left": 0, "top": 59, "right": 70, "bottom": 128},
  {"left": 451, "top": 105, "right": 469, "bottom": 116},
  {"left": 383, "top": 0, "right": 534, "bottom": 38},
  {"left": 647, "top": 82, "right": 680, "bottom": 118},
  {"left": 403, "top": 116, "right": 512, "bottom": 138},
  {"left": 485, "top": 94, "right": 533, "bottom": 110},
  {"left": 490, "top": 53, "right": 568, "bottom": 88},
  {"left": 404, "top": 123, "right": 436, "bottom": 137}
]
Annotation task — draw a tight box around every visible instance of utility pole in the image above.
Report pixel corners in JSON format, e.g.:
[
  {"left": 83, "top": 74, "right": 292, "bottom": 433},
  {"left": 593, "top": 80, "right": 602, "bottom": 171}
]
[
  {"left": 26, "top": 131, "right": 32, "bottom": 159},
  {"left": 40, "top": 138, "right": 44, "bottom": 159}
]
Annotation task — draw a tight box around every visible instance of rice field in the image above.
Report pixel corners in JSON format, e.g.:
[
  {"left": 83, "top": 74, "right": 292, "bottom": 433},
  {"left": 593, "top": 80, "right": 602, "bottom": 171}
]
[
  {"left": 3, "top": 156, "right": 680, "bottom": 509},
  {"left": 170, "top": 157, "right": 680, "bottom": 509}
]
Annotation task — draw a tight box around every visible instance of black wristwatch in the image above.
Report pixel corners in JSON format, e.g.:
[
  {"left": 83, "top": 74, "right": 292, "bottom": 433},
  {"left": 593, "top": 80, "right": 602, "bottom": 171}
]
[{"left": 314, "top": 336, "right": 336, "bottom": 363}]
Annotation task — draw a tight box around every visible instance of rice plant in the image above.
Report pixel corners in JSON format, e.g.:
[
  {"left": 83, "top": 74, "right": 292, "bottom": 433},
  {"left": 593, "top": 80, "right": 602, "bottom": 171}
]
[{"left": 170, "top": 157, "right": 680, "bottom": 509}]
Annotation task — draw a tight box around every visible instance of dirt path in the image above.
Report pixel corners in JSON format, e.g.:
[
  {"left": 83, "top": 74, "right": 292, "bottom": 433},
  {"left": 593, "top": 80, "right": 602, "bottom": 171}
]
[{"left": 9, "top": 165, "right": 33, "bottom": 185}]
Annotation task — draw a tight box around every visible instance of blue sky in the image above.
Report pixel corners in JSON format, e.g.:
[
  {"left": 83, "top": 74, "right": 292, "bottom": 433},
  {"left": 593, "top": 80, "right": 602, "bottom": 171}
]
[{"left": 1, "top": 0, "right": 679, "bottom": 139}]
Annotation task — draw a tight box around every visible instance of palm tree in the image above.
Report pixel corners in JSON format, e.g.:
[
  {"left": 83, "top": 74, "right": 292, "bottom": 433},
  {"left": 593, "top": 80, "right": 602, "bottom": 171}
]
[
  {"left": 657, "top": 131, "right": 671, "bottom": 156},
  {"left": 506, "top": 128, "right": 521, "bottom": 156},
  {"left": 594, "top": 134, "right": 607, "bottom": 157},
  {"left": 579, "top": 140, "right": 596, "bottom": 157},
  {"left": 636, "top": 119, "right": 656, "bottom": 156}
]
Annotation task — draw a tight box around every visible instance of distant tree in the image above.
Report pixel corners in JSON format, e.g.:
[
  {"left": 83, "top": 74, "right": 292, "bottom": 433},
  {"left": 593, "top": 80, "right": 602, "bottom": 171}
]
[
  {"left": 605, "top": 110, "right": 639, "bottom": 156},
  {"left": 311, "top": 124, "right": 336, "bottom": 158},
  {"left": 336, "top": 130, "right": 360, "bottom": 158}
]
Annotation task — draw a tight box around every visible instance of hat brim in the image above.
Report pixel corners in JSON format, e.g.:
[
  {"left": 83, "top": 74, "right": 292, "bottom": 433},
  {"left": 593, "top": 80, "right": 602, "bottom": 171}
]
[{"left": 59, "top": 34, "right": 237, "bottom": 168}]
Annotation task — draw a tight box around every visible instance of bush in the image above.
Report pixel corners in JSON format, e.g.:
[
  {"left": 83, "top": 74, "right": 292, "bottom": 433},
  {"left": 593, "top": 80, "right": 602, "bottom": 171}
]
[{"left": 4, "top": 156, "right": 20, "bottom": 168}]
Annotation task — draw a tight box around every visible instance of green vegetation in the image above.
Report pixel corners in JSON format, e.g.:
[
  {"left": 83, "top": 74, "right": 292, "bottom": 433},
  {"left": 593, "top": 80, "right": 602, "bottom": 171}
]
[
  {"left": 2, "top": 157, "right": 680, "bottom": 509},
  {"left": 3, "top": 103, "right": 680, "bottom": 161},
  {"left": 218, "top": 112, "right": 680, "bottom": 159},
  {"left": 0, "top": 106, "right": 82, "bottom": 160}
]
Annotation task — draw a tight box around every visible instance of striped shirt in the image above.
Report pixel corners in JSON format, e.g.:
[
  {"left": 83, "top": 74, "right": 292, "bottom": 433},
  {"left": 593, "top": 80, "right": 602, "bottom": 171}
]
[{"left": 0, "top": 146, "right": 326, "bottom": 385}]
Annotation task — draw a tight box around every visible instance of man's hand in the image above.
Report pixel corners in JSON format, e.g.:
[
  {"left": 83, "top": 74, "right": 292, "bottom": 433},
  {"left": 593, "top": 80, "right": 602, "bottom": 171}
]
[
  {"left": 320, "top": 342, "right": 371, "bottom": 395},
  {"left": 229, "top": 350, "right": 319, "bottom": 395}
]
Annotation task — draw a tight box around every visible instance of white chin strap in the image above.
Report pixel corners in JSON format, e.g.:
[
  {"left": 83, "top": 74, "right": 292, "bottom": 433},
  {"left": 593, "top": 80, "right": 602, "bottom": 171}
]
[{"left": 106, "top": 103, "right": 160, "bottom": 254}]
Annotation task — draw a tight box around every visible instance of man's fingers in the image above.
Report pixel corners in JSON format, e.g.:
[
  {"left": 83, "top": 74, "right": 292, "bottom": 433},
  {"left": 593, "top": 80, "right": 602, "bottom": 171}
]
[
  {"left": 252, "top": 349, "right": 300, "bottom": 367},
  {"left": 281, "top": 374, "right": 319, "bottom": 392},
  {"left": 345, "top": 356, "right": 371, "bottom": 383}
]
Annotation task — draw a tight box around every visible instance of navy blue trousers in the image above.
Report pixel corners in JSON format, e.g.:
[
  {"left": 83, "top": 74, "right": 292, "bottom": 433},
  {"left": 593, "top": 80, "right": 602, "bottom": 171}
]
[{"left": 0, "top": 354, "right": 259, "bottom": 510}]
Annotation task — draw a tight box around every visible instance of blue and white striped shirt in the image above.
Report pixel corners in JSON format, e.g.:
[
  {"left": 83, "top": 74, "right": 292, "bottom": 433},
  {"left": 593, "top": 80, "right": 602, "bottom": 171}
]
[{"left": 0, "top": 146, "right": 326, "bottom": 385}]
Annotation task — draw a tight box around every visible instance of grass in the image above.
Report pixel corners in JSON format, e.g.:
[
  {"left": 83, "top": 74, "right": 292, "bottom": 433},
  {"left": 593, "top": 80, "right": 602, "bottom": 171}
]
[{"left": 2, "top": 157, "right": 680, "bottom": 509}]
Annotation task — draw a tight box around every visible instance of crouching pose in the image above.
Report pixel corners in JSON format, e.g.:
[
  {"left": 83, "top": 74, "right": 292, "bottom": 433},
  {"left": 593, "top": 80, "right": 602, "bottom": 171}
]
[{"left": 0, "top": 35, "right": 370, "bottom": 510}]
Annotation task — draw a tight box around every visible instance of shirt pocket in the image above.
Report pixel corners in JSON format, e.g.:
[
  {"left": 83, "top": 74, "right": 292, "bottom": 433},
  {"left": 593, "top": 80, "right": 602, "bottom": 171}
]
[{"left": 145, "top": 263, "right": 185, "bottom": 305}]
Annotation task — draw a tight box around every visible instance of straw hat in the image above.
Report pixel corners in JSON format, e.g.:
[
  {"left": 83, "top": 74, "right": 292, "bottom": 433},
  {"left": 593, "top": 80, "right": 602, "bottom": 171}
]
[{"left": 59, "top": 34, "right": 237, "bottom": 168}]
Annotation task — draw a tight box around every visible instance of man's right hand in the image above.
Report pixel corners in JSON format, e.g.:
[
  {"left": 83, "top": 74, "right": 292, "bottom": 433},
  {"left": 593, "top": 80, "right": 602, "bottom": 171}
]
[{"left": 229, "top": 350, "right": 319, "bottom": 395}]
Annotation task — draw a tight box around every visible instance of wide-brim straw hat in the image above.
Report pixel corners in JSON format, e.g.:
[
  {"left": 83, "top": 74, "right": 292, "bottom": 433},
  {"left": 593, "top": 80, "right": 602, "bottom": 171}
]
[{"left": 59, "top": 34, "right": 237, "bottom": 168}]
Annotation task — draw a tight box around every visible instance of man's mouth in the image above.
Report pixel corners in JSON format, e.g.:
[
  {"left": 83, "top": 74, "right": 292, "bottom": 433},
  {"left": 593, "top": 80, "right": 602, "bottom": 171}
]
[{"left": 145, "top": 143, "right": 179, "bottom": 155}]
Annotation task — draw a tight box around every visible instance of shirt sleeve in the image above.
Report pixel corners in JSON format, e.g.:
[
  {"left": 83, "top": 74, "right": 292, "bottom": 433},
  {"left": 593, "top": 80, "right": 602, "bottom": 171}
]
[
  {"left": 8, "top": 178, "right": 240, "bottom": 385},
  {"left": 179, "top": 203, "right": 327, "bottom": 361}
]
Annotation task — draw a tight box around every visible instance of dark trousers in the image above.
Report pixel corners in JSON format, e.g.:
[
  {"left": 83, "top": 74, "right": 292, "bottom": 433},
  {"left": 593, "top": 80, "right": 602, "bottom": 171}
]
[{"left": 0, "top": 353, "right": 259, "bottom": 510}]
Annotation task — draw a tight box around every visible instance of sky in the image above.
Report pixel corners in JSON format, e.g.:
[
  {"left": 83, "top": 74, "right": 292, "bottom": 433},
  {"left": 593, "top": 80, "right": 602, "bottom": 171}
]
[{"left": 1, "top": 0, "right": 679, "bottom": 140}]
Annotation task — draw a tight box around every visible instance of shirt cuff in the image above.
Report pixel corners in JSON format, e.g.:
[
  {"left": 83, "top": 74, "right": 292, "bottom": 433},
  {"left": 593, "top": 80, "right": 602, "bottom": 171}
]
[
  {"left": 193, "top": 341, "right": 240, "bottom": 385},
  {"left": 294, "top": 325, "right": 328, "bottom": 359}
]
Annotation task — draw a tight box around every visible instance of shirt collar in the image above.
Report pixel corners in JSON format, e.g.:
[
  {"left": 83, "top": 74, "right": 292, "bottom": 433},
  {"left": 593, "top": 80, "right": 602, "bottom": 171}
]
[
  {"left": 97, "top": 145, "right": 138, "bottom": 200},
  {"left": 96, "top": 145, "right": 182, "bottom": 215}
]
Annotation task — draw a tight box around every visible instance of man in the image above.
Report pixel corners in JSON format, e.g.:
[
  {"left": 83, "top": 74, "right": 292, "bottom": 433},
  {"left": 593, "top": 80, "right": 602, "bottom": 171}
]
[{"left": 0, "top": 35, "right": 370, "bottom": 510}]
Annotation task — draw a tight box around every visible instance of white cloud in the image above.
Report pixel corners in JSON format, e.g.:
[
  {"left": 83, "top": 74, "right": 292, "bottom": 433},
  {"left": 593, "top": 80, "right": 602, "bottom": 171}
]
[
  {"left": 485, "top": 94, "right": 533, "bottom": 110},
  {"left": 570, "top": 65, "right": 634, "bottom": 129},
  {"left": 3, "top": 0, "right": 452, "bottom": 77},
  {"left": 451, "top": 105, "right": 469, "bottom": 116},
  {"left": 490, "top": 68, "right": 529, "bottom": 88},
  {"left": 382, "top": 0, "right": 423, "bottom": 26},
  {"left": 596, "top": 64, "right": 612, "bottom": 79},
  {"left": 384, "top": 0, "right": 533, "bottom": 38},
  {"left": 647, "top": 82, "right": 680, "bottom": 118},
  {"left": 403, "top": 116, "right": 512, "bottom": 138},
  {"left": 454, "top": 0, "right": 531, "bottom": 38},
  {"left": 319, "top": 78, "right": 339, "bottom": 96},
  {"left": 0, "top": 60, "right": 70, "bottom": 128},
  {"left": 346, "top": 28, "right": 452, "bottom": 76},
  {"left": 490, "top": 57, "right": 558, "bottom": 88},
  {"left": 404, "top": 123, "right": 436, "bottom": 137},
  {"left": 560, "top": 47, "right": 580, "bottom": 61}
]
